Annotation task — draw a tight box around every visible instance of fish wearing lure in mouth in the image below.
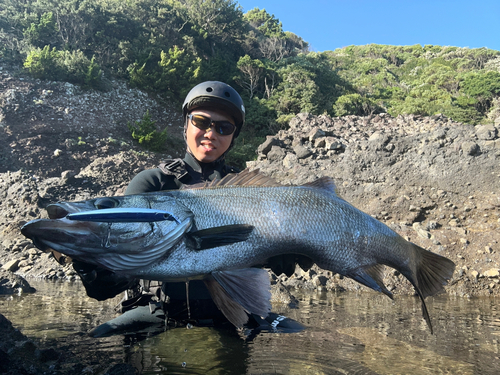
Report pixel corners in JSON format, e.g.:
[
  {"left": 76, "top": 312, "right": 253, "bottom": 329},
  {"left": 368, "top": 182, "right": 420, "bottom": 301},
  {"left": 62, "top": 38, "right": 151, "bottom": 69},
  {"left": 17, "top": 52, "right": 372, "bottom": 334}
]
[
  {"left": 66, "top": 207, "right": 178, "bottom": 223},
  {"left": 21, "top": 169, "right": 456, "bottom": 332}
]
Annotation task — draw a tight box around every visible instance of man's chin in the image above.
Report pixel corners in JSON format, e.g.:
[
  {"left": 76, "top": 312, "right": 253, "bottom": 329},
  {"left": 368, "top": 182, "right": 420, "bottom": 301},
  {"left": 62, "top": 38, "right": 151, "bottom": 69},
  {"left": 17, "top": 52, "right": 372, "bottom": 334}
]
[{"left": 194, "top": 150, "right": 220, "bottom": 163}]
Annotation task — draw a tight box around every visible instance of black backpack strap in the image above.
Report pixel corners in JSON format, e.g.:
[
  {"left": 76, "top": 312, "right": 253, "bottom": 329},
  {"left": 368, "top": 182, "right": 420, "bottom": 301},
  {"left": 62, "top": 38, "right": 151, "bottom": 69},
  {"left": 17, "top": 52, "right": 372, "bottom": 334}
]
[{"left": 158, "top": 159, "right": 191, "bottom": 184}]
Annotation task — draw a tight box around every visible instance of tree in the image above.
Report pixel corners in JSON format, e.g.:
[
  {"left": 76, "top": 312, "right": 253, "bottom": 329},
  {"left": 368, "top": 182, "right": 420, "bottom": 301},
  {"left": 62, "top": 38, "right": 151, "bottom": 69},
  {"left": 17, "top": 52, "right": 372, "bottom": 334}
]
[
  {"left": 179, "top": 0, "right": 245, "bottom": 57},
  {"left": 244, "top": 8, "right": 284, "bottom": 38},
  {"left": 273, "top": 64, "right": 319, "bottom": 121},
  {"left": 236, "top": 55, "right": 265, "bottom": 99},
  {"left": 23, "top": 45, "right": 62, "bottom": 80},
  {"left": 333, "top": 94, "right": 381, "bottom": 116},
  {"left": 158, "top": 46, "right": 202, "bottom": 98},
  {"left": 23, "top": 11, "right": 58, "bottom": 48},
  {"left": 460, "top": 70, "right": 500, "bottom": 114}
]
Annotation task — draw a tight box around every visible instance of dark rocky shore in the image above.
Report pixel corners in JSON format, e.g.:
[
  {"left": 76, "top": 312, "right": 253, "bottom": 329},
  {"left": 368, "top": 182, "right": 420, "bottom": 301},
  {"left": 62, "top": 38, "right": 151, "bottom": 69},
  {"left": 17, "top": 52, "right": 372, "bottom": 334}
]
[{"left": 1, "top": 64, "right": 499, "bottom": 373}]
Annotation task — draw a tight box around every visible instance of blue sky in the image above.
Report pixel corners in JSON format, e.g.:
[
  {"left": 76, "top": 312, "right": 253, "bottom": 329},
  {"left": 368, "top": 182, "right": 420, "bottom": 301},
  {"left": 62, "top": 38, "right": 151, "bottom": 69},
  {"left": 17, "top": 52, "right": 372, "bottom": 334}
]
[{"left": 236, "top": 0, "right": 500, "bottom": 52}]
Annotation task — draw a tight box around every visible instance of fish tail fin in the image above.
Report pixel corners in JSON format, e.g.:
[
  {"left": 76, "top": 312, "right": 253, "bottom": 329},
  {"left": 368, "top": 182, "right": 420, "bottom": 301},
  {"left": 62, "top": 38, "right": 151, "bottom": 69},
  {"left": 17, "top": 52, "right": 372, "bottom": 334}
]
[{"left": 405, "top": 243, "right": 456, "bottom": 334}]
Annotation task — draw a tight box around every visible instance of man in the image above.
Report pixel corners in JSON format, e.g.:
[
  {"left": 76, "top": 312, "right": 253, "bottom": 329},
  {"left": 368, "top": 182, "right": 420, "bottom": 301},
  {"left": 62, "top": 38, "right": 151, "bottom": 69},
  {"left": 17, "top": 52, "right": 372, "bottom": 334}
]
[{"left": 74, "top": 81, "right": 302, "bottom": 336}]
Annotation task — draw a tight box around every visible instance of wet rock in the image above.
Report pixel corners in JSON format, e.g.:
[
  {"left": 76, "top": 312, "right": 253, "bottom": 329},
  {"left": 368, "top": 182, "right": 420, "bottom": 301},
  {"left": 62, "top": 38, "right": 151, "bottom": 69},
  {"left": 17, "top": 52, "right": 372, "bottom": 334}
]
[
  {"left": 312, "top": 274, "right": 328, "bottom": 287},
  {"left": 0, "top": 269, "right": 36, "bottom": 294}
]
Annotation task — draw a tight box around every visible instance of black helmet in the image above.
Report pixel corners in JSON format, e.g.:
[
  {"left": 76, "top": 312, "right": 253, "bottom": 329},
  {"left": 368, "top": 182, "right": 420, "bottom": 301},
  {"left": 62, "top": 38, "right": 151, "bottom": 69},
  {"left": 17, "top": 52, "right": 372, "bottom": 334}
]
[{"left": 182, "top": 81, "right": 245, "bottom": 138}]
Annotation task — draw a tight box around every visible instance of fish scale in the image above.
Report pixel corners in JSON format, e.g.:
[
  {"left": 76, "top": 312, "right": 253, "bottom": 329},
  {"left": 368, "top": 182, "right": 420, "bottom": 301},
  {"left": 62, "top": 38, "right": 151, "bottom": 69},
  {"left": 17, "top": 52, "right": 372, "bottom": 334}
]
[{"left": 21, "top": 169, "right": 455, "bottom": 332}]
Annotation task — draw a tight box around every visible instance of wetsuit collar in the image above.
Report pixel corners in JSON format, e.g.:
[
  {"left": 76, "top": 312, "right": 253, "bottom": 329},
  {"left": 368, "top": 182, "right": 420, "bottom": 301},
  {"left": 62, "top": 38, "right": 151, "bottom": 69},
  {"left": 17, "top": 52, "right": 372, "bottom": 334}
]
[{"left": 183, "top": 152, "right": 225, "bottom": 182}]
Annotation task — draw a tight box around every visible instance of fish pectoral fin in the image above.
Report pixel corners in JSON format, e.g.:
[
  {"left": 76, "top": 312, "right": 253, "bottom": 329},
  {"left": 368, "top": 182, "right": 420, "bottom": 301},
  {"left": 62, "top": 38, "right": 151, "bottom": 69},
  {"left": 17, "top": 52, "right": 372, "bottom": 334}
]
[
  {"left": 348, "top": 264, "right": 393, "bottom": 299},
  {"left": 204, "top": 268, "right": 271, "bottom": 328},
  {"left": 186, "top": 224, "right": 254, "bottom": 250}
]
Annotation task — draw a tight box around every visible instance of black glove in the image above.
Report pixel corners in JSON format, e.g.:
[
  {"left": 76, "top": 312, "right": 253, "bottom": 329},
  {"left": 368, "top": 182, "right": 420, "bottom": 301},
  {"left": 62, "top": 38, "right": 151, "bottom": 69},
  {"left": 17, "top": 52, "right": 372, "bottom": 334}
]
[
  {"left": 72, "top": 260, "right": 138, "bottom": 301},
  {"left": 265, "top": 254, "right": 314, "bottom": 277}
]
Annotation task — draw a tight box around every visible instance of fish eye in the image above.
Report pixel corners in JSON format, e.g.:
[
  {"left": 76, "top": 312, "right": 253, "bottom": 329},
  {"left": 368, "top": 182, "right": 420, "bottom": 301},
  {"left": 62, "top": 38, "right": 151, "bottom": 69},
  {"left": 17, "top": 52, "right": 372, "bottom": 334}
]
[{"left": 94, "top": 197, "right": 120, "bottom": 210}]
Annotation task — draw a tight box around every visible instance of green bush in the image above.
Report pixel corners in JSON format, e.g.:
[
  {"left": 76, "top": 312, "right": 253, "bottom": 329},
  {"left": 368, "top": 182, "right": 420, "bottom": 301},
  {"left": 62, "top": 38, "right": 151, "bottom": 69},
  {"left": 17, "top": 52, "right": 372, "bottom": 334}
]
[
  {"left": 24, "top": 45, "right": 62, "bottom": 80},
  {"left": 24, "top": 46, "right": 103, "bottom": 89},
  {"left": 333, "top": 93, "right": 381, "bottom": 116},
  {"left": 23, "top": 11, "right": 58, "bottom": 48},
  {"left": 128, "top": 110, "right": 168, "bottom": 152},
  {"left": 59, "top": 50, "right": 103, "bottom": 89}
]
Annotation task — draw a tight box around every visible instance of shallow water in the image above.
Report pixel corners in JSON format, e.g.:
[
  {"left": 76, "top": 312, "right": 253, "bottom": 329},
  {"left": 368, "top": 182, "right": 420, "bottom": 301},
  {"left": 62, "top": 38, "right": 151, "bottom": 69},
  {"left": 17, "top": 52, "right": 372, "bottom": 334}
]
[{"left": 1, "top": 280, "right": 499, "bottom": 374}]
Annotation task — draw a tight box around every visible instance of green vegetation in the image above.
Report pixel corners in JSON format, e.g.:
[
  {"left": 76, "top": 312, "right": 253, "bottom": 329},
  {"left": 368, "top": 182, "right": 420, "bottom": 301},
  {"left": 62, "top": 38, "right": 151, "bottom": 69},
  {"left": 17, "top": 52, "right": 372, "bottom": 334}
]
[
  {"left": 128, "top": 110, "right": 168, "bottom": 152},
  {"left": 327, "top": 44, "right": 500, "bottom": 124},
  {"left": 1, "top": 0, "right": 499, "bottom": 156},
  {"left": 24, "top": 46, "right": 103, "bottom": 88}
]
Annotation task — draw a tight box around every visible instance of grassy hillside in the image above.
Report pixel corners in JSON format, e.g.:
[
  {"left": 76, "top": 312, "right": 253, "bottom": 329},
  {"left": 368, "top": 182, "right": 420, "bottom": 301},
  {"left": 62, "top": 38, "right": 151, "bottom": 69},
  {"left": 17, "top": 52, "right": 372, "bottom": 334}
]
[{"left": 1, "top": 1, "right": 499, "bottom": 156}]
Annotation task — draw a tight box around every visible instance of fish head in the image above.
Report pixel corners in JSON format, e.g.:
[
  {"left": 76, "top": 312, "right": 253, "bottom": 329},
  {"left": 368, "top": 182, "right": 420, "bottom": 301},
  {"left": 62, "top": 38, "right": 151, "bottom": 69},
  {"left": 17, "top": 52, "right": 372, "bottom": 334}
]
[{"left": 21, "top": 194, "right": 192, "bottom": 265}]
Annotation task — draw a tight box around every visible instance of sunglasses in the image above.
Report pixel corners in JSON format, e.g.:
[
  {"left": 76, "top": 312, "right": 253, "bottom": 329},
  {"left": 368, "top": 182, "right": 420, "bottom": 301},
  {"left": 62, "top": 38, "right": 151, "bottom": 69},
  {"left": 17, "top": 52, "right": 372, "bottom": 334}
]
[{"left": 188, "top": 114, "right": 236, "bottom": 136}]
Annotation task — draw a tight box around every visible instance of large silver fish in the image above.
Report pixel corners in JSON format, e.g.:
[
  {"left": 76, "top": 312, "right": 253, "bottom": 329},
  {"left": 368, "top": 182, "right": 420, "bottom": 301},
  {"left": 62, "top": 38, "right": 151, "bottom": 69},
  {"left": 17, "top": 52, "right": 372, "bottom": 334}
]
[{"left": 21, "top": 170, "right": 455, "bottom": 332}]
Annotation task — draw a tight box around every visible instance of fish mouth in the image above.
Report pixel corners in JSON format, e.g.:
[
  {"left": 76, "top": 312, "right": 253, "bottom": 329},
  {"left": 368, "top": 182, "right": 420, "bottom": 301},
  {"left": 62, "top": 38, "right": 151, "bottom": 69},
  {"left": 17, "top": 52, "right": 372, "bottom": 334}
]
[{"left": 21, "top": 202, "right": 93, "bottom": 252}]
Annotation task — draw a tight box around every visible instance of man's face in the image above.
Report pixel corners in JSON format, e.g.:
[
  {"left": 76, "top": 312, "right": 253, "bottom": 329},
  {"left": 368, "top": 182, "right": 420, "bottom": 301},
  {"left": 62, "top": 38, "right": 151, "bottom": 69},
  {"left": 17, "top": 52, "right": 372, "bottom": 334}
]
[{"left": 186, "top": 108, "right": 235, "bottom": 163}]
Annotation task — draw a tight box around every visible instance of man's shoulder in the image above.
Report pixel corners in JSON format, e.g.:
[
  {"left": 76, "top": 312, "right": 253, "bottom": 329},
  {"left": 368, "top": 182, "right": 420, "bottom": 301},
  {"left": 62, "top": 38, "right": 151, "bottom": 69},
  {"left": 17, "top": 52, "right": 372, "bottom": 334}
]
[{"left": 125, "top": 165, "right": 179, "bottom": 195}]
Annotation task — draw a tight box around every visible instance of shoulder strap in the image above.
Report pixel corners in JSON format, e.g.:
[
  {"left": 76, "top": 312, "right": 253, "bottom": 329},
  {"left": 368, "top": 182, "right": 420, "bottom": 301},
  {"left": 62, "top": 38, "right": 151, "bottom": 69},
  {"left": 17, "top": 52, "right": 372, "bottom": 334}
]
[{"left": 158, "top": 159, "right": 191, "bottom": 184}]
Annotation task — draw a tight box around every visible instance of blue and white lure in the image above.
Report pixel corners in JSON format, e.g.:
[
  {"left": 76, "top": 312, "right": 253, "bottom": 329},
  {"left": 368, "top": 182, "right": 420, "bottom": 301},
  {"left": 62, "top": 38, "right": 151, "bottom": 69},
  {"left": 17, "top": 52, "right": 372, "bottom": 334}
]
[{"left": 67, "top": 208, "right": 178, "bottom": 223}]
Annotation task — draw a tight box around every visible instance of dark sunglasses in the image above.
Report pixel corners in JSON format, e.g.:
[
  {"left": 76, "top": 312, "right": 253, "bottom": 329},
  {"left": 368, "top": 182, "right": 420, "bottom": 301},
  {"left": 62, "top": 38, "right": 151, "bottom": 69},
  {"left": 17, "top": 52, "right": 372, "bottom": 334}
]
[{"left": 188, "top": 114, "right": 236, "bottom": 136}]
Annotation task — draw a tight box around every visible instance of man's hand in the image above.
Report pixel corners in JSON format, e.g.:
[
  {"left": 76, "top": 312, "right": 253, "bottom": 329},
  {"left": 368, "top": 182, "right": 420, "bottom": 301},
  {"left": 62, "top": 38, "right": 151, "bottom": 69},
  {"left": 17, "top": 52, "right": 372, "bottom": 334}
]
[{"left": 72, "top": 260, "right": 138, "bottom": 301}]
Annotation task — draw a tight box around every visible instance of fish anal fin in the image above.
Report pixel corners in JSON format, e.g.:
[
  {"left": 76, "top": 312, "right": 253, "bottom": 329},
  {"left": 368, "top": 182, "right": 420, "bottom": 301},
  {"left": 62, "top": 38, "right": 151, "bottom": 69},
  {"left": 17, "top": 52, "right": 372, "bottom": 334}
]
[
  {"left": 186, "top": 224, "right": 254, "bottom": 250},
  {"left": 206, "top": 269, "right": 271, "bottom": 327},
  {"left": 349, "top": 264, "right": 393, "bottom": 299}
]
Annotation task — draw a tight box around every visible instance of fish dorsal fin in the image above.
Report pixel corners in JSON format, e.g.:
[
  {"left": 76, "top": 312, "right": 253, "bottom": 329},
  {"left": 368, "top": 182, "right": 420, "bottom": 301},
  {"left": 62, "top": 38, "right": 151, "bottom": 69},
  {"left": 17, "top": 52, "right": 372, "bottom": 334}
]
[
  {"left": 302, "top": 177, "right": 337, "bottom": 194},
  {"left": 201, "top": 168, "right": 282, "bottom": 188}
]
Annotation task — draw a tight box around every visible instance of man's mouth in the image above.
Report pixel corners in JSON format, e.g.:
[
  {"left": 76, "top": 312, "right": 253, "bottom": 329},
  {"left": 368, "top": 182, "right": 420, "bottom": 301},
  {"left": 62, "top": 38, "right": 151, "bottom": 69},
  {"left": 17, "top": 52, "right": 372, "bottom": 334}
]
[{"left": 201, "top": 143, "right": 215, "bottom": 150}]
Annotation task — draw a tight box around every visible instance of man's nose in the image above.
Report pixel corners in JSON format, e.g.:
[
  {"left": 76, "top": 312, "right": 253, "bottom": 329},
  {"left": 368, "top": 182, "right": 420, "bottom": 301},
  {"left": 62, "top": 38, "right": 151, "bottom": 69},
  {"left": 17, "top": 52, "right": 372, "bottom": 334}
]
[{"left": 203, "top": 128, "right": 215, "bottom": 138}]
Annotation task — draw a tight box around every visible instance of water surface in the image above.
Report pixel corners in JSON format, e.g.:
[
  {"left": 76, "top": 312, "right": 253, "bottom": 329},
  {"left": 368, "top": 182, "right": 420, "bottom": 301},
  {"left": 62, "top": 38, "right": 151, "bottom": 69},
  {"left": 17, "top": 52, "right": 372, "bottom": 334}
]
[{"left": 1, "top": 280, "right": 499, "bottom": 374}]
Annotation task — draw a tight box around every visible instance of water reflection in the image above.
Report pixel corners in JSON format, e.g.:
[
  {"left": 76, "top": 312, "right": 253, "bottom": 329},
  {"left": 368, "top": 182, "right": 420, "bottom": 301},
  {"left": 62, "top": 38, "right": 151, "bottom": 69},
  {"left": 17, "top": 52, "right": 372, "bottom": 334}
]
[{"left": 1, "top": 280, "right": 499, "bottom": 374}]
